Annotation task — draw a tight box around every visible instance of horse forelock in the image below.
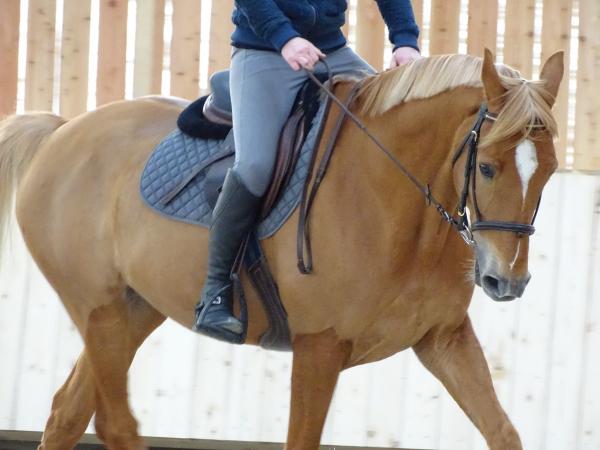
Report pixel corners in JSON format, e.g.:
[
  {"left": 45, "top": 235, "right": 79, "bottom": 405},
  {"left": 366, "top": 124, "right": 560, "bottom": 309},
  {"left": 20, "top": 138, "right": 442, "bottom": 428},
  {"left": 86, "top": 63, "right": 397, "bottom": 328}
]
[
  {"left": 357, "top": 54, "right": 557, "bottom": 154},
  {"left": 479, "top": 76, "right": 558, "bottom": 151}
]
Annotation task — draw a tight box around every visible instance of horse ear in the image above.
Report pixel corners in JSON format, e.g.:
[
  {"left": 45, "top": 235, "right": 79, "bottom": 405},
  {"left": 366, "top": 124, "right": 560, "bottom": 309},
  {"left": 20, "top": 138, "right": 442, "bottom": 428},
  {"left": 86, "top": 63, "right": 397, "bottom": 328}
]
[
  {"left": 481, "top": 48, "right": 506, "bottom": 106},
  {"left": 539, "top": 51, "right": 564, "bottom": 108}
]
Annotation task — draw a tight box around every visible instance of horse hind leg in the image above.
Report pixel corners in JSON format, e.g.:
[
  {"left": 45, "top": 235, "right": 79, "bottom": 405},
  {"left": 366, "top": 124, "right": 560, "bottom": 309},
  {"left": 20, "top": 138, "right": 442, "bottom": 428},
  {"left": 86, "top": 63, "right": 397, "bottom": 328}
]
[
  {"left": 38, "top": 289, "right": 165, "bottom": 450},
  {"left": 37, "top": 352, "right": 96, "bottom": 450},
  {"left": 85, "top": 289, "right": 165, "bottom": 450}
]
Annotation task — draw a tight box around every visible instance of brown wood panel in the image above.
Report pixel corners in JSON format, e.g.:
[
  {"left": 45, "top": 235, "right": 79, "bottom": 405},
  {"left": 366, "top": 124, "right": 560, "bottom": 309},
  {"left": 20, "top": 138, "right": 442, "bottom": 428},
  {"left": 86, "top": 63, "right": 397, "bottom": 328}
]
[
  {"left": 133, "top": 0, "right": 165, "bottom": 97},
  {"left": 24, "top": 0, "right": 56, "bottom": 111},
  {"left": 208, "top": 0, "right": 234, "bottom": 78},
  {"left": 541, "top": 0, "right": 573, "bottom": 169},
  {"left": 504, "top": 0, "right": 535, "bottom": 78},
  {"left": 96, "top": 0, "right": 128, "bottom": 106},
  {"left": 411, "top": 0, "right": 423, "bottom": 49},
  {"left": 574, "top": 0, "right": 600, "bottom": 171},
  {"left": 0, "top": 0, "right": 21, "bottom": 116},
  {"left": 170, "top": 0, "right": 201, "bottom": 99},
  {"left": 467, "top": 0, "right": 498, "bottom": 56},
  {"left": 342, "top": 7, "right": 350, "bottom": 38},
  {"left": 429, "top": 0, "right": 460, "bottom": 55},
  {"left": 355, "top": 0, "right": 385, "bottom": 70},
  {"left": 60, "top": 0, "right": 91, "bottom": 118}
]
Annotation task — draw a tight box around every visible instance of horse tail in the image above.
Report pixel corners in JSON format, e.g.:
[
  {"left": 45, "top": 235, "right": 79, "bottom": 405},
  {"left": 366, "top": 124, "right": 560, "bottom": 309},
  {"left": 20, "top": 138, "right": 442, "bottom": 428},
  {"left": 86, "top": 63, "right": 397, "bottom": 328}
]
[{"left": 0, "top": 112, "right": 67, "bottom": 246}]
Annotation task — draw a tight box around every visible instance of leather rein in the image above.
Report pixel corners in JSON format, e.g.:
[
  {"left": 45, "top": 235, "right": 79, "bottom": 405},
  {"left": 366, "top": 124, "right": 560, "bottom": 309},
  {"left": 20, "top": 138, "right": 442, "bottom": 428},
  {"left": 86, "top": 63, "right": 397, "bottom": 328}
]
[{"left": 297, "top": 66, "right": 539, "bottom": 274}]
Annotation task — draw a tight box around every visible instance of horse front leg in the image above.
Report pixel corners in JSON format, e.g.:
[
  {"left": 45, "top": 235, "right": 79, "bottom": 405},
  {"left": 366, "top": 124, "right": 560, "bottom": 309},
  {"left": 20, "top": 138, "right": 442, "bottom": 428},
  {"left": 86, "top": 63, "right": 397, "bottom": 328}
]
[
  {"left": 413, "top": 315, "right": 522, "bottom": 450},
  {"left": 286, "top": 329, "right": 352, "bottom": 450}
]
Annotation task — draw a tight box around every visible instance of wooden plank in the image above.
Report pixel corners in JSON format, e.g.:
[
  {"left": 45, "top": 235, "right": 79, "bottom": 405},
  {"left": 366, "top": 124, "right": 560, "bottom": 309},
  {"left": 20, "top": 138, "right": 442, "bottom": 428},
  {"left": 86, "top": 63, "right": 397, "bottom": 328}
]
[
  {"left": 541, "top": 0, "right": 573, "bottom": 170},
  {"left": 133, "top": 0, "right": 165, "bottom": 97},
  {"left": 503, "top": 0, "right": 535, "bottom": 78},
  {"left": 0, "top": 0, "right": 21, "bottom": 117},
  {"left": 429, "top": 0, "right": 461, "bottom": 55},
  {"left": 256, "top": 350, "right": 292, "bottom": 442},
  {"left": 129, "top": 322, "right": 197, "bottom": 437},
  {"left": 11, "top": 259, "right": 62, "bottom": 430},
  {"left": 577, "top": 178, "right": 600, "bottom": 449},
  {"left": 24, "top": 0, "right": 56, "bottom": 112},
  {"left": 574, "top": 0, "right": 600, "bottom": 171},
  {"left": 411, "top": 0, "right": 424, "bottom": 49},
  {"left": 208, "top": 0, "right": 234, "bottom": 78},
  {"left": 508, "top": 176, "right": 563, "bottom": 450},
  {"left": 400, "top": 353, "right": 443, "bottom": 448},
  {"left": 368, "top": 355, "right": 432, "bottom": 448},
  {"left": 96, "top": 0, "right": 128, "bottom": 106},
  {"left": 342, "top": 7, "right": 350, "bottom": 38},
  {"left": 170, "top": 0, "right": 201, "bottom": 100},
  {"left": 467, "top": 0, "right": 498, "bottom": 56},
  {"left": 0, "top": 222, "right": 31, "bottom": 431},
  {"left": 542, "top": 174, "right": 596, "bottom": 449},
  {"left": 355, "top": 1, "right": 385, "bottom": 71},
  {"left": 412, "top": 0, "right": 423, "bottom": 30},
  {"left": 324, "top": 364, "right": 371, "bottom": 446},
  {"left": 60, "top": 0, "right": 91, "bottom": 118}
]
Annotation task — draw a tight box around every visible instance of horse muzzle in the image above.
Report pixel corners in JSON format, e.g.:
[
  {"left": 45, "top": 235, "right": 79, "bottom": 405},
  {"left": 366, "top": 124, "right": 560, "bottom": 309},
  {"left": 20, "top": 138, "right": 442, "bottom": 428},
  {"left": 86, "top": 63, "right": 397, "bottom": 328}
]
[{"left": 480, "top": 270, "right": 531, "bottom": 301}]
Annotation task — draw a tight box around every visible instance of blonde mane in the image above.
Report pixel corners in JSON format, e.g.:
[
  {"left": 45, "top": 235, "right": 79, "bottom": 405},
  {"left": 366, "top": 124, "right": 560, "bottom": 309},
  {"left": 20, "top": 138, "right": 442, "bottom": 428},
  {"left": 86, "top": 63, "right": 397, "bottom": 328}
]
[{"left": 357, "top": 54, "right": 557, "bottom": 148}]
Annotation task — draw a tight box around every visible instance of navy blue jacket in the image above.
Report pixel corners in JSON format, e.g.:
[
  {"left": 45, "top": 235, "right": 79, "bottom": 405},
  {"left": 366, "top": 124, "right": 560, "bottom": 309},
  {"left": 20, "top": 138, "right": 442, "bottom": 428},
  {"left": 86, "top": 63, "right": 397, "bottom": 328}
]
[{"left": 231, "top": 0, "right": 419, "bottom": 53}]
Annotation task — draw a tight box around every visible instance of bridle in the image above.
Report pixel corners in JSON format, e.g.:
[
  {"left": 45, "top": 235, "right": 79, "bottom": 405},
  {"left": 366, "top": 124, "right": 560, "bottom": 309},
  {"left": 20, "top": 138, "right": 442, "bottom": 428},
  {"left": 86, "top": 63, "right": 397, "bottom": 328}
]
[
  {"left": 450, "top": 103, "right": 539, "bottom": 245},
  {"left": 298, "top": 67, "right": 540, "bottom": 273}
]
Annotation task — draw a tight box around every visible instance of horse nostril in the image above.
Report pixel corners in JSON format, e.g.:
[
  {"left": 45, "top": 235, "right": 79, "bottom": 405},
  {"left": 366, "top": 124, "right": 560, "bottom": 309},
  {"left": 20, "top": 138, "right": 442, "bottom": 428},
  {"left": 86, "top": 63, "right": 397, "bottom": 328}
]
[{"left": 482, "top": 275, "right": 499, "bottom": 294}]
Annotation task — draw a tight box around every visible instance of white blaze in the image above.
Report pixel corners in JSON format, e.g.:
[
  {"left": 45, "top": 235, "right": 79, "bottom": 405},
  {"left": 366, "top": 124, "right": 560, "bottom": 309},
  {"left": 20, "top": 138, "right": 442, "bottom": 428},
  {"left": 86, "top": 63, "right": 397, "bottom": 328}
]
[
  {"left": 509, "top": 241, "right": 521, "bottom": 271},
  {"left": 515, "top": 140, "right": 538, "bottom": 200}
]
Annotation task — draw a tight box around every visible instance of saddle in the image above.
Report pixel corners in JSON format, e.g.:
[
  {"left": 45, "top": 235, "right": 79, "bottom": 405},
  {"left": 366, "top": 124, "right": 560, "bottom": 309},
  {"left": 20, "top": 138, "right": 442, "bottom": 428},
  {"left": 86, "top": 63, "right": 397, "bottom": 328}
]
[
  {"left": 173, "top": 70, "right": 332, "bottom": 350},
  {"left": 177, "top": 70, "right": 327, "bottom": 220}
]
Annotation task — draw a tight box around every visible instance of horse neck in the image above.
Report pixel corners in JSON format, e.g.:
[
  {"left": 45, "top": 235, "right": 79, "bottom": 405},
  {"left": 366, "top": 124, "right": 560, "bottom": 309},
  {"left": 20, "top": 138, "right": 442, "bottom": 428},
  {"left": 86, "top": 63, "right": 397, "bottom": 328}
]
[{"left": 332, "top": 86, "right": 484, "bottom": 267}]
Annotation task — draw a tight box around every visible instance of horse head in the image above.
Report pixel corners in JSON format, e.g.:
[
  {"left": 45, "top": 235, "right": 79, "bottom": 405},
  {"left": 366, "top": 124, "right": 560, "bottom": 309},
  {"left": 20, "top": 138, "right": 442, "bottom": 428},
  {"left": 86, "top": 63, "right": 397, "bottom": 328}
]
[{"left": 453, "top": 49, "right": 564, "bottom": 301}]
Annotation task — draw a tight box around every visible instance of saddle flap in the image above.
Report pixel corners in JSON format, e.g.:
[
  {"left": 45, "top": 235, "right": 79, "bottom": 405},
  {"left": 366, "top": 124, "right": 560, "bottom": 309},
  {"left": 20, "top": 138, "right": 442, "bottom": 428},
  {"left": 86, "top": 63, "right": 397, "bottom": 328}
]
[{"left": 259, "top": 75, "right": 328, "bottom": 219}]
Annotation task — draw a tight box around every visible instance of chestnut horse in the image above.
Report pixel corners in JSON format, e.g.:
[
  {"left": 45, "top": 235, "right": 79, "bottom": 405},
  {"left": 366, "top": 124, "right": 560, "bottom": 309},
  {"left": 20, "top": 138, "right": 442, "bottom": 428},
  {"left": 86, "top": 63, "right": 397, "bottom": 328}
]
[{"left": 0, "top": 50, "right": 563, "bottom": 450}]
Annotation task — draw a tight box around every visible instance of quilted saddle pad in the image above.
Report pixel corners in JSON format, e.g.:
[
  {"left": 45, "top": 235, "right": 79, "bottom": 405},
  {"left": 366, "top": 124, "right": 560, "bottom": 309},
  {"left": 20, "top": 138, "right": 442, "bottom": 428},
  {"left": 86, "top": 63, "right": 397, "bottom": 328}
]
[{"left": 140, "top": 98, "right": 327, "bottom": 239}]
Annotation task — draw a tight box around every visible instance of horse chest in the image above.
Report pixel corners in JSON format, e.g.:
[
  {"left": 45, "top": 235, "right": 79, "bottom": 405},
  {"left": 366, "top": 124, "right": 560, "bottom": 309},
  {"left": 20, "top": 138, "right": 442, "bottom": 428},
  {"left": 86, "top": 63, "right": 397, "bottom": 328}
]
[{"left": 347, "top": 277, "right": 472, "bottom": 365}]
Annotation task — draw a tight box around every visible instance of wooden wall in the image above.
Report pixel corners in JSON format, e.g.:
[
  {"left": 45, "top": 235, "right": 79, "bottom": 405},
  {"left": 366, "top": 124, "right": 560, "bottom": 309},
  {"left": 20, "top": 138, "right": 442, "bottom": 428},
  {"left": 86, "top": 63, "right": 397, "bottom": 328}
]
[
  {"left": 1, "top": 172, "right": 599, "bottom": 449},
  {"left": 0, "top": 0, "right": 598, "bottom": 169}
]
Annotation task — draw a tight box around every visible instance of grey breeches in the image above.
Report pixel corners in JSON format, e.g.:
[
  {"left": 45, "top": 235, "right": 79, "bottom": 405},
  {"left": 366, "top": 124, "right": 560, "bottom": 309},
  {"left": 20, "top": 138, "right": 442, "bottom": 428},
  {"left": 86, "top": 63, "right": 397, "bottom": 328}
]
[{"left": 229, "top": 46, "right": 375, "bottom": 196}]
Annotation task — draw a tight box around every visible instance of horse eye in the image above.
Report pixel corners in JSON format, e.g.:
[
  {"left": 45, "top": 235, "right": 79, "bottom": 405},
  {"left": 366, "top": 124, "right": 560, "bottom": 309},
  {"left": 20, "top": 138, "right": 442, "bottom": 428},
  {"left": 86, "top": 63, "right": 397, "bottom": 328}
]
[{"left": 479, "top": 163, "right": 495, "bottom": 178}]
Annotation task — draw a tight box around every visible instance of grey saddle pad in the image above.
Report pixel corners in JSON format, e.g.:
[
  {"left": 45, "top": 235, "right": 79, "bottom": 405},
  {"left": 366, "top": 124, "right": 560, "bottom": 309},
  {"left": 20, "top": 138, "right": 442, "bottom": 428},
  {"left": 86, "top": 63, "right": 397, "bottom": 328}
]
[{"left": 140, "top": 98, "right": 327, "bottom": 239}]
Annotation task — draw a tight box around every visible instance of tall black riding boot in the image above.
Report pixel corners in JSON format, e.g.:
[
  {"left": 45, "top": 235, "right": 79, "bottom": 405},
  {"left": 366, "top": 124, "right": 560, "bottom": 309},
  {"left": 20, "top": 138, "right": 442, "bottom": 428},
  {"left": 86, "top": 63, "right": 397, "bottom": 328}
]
[{"left": 193, "top": 169, "right": 262, "bottom": 343}]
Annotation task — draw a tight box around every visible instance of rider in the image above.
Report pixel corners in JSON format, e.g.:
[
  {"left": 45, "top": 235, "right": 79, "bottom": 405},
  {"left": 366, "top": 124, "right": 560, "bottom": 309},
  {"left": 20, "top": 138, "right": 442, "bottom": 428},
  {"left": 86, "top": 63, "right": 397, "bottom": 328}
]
[{"left": 193, "top": 0, "right": 421, "bottom": 343}]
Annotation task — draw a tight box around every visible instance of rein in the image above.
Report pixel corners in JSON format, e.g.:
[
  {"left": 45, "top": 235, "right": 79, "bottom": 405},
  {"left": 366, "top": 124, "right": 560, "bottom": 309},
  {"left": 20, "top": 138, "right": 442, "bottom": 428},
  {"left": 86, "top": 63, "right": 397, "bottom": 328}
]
[{"left": 297, "top": 65, "right": 539, "bottom": 274}]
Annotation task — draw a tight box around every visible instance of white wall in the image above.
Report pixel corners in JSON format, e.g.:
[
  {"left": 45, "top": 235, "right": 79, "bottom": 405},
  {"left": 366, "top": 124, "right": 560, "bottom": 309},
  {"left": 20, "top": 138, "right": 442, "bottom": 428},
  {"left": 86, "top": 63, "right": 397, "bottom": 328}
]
[{"left": 1, "top": 172, "right": 598, "bottom": 450}]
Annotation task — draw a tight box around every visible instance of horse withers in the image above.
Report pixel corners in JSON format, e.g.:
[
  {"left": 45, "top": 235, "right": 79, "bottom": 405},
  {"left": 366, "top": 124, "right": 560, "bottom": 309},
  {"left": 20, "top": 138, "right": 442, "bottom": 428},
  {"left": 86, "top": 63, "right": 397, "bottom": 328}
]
[{"left": 0, "top": 49, "right": 563, "bottom": 450}]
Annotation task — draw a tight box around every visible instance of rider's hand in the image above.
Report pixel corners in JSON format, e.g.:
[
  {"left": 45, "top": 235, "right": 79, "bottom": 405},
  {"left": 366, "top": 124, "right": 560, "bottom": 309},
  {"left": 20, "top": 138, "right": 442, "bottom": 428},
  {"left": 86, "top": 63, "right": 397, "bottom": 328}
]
[
  {"left": 389, "top": 46, "right": 421, "bottom": 68},
  {"left": 281, "top": 37, "right": 325, "bottom": 71}
]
